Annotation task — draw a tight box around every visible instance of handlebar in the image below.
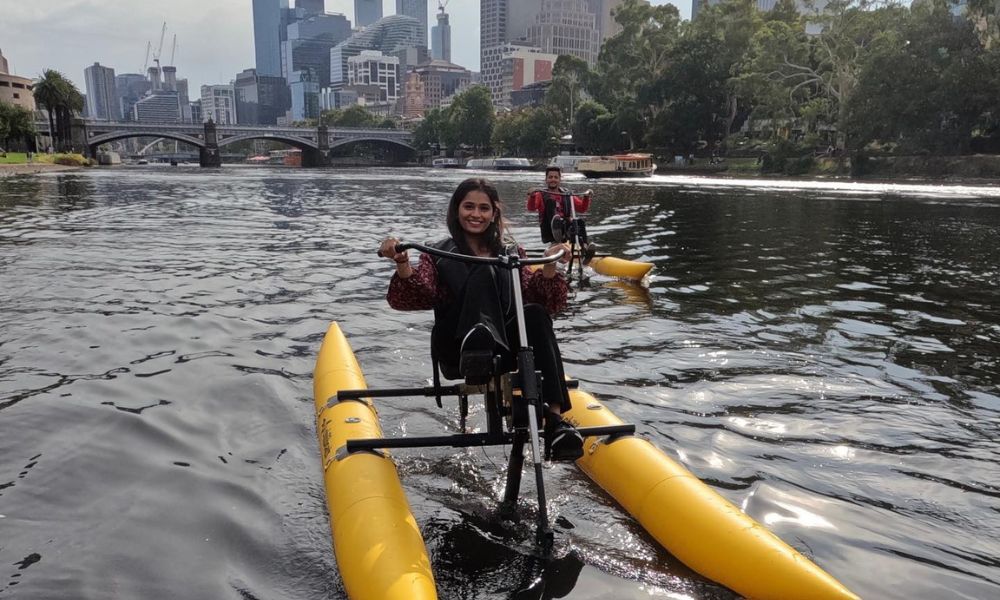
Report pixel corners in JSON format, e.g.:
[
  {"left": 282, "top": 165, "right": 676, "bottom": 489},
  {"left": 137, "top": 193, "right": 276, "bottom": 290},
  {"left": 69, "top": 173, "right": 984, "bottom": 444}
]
[{"left": 378, "top": 242, "right": 565, "bottom": 267}]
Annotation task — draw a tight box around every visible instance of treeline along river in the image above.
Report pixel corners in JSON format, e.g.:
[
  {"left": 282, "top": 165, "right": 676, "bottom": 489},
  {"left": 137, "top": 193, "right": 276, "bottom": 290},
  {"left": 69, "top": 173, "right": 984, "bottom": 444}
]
[{"left": 1, "top": 167, "right": 999, "bottom": 599}]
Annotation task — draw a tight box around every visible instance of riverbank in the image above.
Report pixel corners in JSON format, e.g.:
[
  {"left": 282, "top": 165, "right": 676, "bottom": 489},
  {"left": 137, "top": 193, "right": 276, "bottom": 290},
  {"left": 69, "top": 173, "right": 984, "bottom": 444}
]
[
  {"left": 717, "top": 153, "right": 1000, "bottom": 182},
  {"left": 0, "top": 163, "right": 82, "bottom": 178}
]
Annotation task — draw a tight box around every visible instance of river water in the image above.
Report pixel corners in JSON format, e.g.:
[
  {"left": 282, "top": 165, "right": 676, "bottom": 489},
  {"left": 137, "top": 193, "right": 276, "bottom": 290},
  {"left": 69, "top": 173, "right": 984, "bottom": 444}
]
[{"left": 1, "top": 166, "right": 998, "bottom": 600}]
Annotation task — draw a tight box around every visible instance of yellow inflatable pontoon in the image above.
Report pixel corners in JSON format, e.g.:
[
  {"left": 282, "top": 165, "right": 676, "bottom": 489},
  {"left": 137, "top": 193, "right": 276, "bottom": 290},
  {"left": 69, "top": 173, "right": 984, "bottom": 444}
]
[{"left": 314, "top": 322, "right": 857, "bottom": 600}]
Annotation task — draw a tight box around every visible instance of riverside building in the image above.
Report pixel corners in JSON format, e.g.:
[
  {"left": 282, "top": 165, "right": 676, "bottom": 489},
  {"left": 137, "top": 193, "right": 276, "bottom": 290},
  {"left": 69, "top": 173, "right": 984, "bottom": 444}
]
[
  {"left": 0, "top": 48, "right": 36, "bottom": 111},
  {"left": 84, "top": 62, "right": 118, "bottom": 120}
]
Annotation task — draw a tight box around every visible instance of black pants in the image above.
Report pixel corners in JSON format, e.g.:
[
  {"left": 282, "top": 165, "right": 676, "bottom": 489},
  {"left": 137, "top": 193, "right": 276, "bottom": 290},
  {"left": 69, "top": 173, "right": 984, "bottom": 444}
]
[
  {"left": 433, "top": 266, "right": 571, "bottom": 412},
  {"left": 540, "top": 196, "right": 589, "bottom": 246}
]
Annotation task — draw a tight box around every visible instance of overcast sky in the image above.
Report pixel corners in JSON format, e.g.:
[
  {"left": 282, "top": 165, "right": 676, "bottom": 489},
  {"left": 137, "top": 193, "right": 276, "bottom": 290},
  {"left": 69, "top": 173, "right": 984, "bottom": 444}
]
[{"left": 1, "top": 1, "right": 689, "bottom": 92}]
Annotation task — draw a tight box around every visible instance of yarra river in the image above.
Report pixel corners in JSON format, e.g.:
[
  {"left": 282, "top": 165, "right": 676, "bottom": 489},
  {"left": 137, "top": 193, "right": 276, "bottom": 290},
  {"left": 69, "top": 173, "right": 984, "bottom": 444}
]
[{"left": 1, "top": 166, "right": 999, "bottom": 599}]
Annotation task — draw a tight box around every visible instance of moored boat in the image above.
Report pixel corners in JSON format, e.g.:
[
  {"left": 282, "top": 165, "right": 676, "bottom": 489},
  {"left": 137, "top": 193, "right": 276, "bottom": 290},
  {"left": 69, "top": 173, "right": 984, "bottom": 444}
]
[
  {"left": 313, "top": 321, "right": 859, "bottom": 600},
  {"left": 548, "top": 154, "right": 597, "bottom": 172},
  {"left": 431, "top": 157, "right": 461, "bottom": 168},
  {"left": 466, "top": 157, "right": 533, "bottom": 171},
  {"left": 577, "top": 153, "right": 656, "bottom": 178}
]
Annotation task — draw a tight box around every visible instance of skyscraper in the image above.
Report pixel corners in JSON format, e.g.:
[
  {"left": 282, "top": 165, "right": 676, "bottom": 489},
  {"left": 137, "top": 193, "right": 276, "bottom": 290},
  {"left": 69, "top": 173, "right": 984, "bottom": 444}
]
[
  {"left": 284, "top": 11, "right": 352, "bottom": 89},
  {"left": 296, "top": 0, "right": 326, "bottom": 17},
  {"left": 253, "top": 0, "right": 290, "bottom": 77},
  {"left": 432, "top": 6, "right": 451, "bottom": 61},
  {"left": 115, "top": 73, "right": 150, "bottom": 122},
  {"left": 84, "top": 62, "right": 119, "bottom": 120},
  {"left": 329, "top": 15, "right": 423, "bottom": 107},
  {"left": 526, "top": 0, "right": 601, "bottom": 66},
  {"left": 355, "top": 0, "right": 383, "bottom": 27},
  {"left": 480, "top": 0, "right": 542, "bottom": 107},
  {"left": 200, "top": 84, "right": 238, "bottom": 124},
  {"left": 588, "top": 0, "right": 626, "bottom": 42},
  {"left": 396, "top": 0, "right": 428, "bottom": 46}
]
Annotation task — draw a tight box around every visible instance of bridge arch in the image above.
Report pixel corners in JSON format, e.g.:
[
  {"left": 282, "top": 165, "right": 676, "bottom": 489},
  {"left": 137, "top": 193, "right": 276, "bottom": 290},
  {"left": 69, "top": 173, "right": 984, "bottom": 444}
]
[
  {"left": 328, "top": 137, "right": 416, "bottom": 152},
  {"left": 88, "top": 131, "right": 206, "bottom": 150},
  {"left": 216, "top": 133, "right": 318, "bottom": 150}
]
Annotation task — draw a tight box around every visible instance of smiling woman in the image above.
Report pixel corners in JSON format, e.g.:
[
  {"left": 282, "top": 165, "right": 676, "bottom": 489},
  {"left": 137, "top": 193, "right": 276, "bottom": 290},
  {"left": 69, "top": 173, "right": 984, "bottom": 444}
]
[{"left": 378, "top": 177, "right": 580, "bottom": 451}]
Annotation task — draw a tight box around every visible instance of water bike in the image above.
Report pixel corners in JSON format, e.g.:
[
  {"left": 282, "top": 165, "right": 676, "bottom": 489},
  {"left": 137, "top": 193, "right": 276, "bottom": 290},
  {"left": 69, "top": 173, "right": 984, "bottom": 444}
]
[
  {"left": 312, "top": 243, "right": 858, "bottom": 600},
  {"left": 527, "top": 189, "right": 654, "bottom": 281}
]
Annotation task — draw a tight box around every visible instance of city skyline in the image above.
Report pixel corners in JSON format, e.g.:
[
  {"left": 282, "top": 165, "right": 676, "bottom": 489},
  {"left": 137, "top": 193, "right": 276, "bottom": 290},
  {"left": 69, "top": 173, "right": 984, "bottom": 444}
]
[{"left": 1, "top": 0, "right": 689, "bottom": 94}]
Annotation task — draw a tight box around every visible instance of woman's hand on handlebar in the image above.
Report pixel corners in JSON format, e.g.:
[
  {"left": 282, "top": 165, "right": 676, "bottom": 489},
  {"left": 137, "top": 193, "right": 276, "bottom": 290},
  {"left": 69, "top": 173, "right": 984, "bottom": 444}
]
[
  {"left": 379, "top": 237, "right": 407, "bottom": 263},
  {"left": 380, "top": 237, "right": 413, "bottom": 279}
]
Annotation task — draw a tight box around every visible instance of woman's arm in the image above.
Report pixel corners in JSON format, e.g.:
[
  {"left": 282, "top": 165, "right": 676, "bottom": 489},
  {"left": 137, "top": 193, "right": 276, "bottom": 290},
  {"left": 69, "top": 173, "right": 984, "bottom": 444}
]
[{"left": 386, "top": 252, "right": 445, "bottom": 311}]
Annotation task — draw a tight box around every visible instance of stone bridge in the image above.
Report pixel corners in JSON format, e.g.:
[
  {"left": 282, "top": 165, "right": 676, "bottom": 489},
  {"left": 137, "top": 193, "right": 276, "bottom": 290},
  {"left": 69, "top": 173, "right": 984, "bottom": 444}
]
[{"left": 44, "top": 119, "right": 415, "bottom": 167}]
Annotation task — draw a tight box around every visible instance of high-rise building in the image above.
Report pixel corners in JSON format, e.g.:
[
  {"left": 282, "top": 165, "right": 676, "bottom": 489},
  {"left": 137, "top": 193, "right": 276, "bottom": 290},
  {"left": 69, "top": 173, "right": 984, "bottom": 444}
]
[
  {"left": 296, "top": 0, "right": 326, "bottom": 17},
  {"left": 480, "top": 0, "right": 542, "bottom": 107},
  {"left": 235, "top": 68, "right": 293, "bottom": 124},
  {"left": 175, "top": 78, "right": 193, "bottom": 122},
  {"left": 588, "top": 0, "right": 626, "bottom": 43},
  {"left": 527, "top": 0, "right": 601, "bottom": 66},
  {"left": 0, "top": 49, "right": 8, "bottom": 75},
  {"left": 133, "top": 91, "right": 181, "bottom": 122},
  {"left": 431, "top": 6, "right": 451, "bottom": 61},
  {"left": 284, "top": 11, "right": 352, "bottom": 89},
  {"left": 253, "top": 0, "right": 290, "bottom": 77},
  {"left": 500, "top": 45, "right": 557, "bottom": 109},
  {"left": 289, "top": 69, "right": 320, "bottom": 120},
  {"left": 200, "top": 84, "right": 238, "bottom": 124},
  {"left": 410, "top": 59, "right": 471, "bottom": 115},
  {"left": 355, "top": 0, "right": 383, "bottom": 27},
  {"left": 347, "top": 50, "right": 400, "bottom": 103},
  {"left": 329, "top": 14, "right": 423, "bottom": 107},
  {"left": 84, "top": 62, "right": 119, "bottom": 120},
  {"left": 190, "top": 99, "right": 203, "bottom": 123},
  {"left": 396, "top": 0, "right": 428, "bottom": 46},
  {"left": 115, "top": 73, "right": 150, "bottom": 122}
]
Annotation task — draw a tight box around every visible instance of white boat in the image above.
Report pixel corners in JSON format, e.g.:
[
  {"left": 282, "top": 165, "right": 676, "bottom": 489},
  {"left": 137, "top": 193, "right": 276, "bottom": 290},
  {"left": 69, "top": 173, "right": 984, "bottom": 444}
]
[
  {"left": 431, "top": 158, "right": 461, "bottom": 168},
  {"left": 465, "top": 157, "right": 533, "bottom": 171},
  {"left": 577, "top": 154, "right": 656, "bottom": 178},
  {"left": 548, "top": 154, "right": 597, "bottom": 172}
]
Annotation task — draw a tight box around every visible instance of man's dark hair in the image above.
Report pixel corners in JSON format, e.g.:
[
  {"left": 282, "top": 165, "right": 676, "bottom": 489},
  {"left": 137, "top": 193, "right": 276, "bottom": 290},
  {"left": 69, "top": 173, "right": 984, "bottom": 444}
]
[{"left": 545, "top": 166, "right": 562, "bottom": 176}]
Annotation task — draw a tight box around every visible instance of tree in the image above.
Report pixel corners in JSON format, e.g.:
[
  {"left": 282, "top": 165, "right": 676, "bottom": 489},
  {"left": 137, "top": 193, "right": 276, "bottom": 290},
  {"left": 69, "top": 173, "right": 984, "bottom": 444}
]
[
  {"left": 324, "top": 105, "right": 379, "bottom": 127},
  {"left": 846, "top": 0, "right": 997, "bottom": 154},
  {"left": 572, "top": 101, "right": 620, "bottom": 154},
  {"left": 0, "top": 102, "right": 36, "bottom": 151},
  {"left": 741, "top": 1, "right": 904, "bottom": 151},
  {"left": 446, "top": 85, "right": 494, "bottom": 153},
  {"left": 591, "top": 0, "right": 683, "bottom": 146},
  {"left": 545, "top": 54, "right": 591, "bottom": 128},
  {"left": 412, "top": 108, "right": 450, "bottom": 152},
  {"left": 33, "top": 69, "right": 83, "bottom": 151}
]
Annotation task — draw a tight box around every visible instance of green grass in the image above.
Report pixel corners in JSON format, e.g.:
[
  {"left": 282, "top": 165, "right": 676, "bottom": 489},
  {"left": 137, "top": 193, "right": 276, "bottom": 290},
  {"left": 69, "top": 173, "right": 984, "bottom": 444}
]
[{"left": 0, "top": 152, "right": 28, "bottom": 164}]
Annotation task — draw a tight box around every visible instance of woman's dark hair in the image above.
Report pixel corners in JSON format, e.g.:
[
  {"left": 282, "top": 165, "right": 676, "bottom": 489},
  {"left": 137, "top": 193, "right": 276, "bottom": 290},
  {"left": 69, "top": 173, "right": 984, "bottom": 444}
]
[{"left": 447, "top": 178, "right": 506, "bottom": 255}]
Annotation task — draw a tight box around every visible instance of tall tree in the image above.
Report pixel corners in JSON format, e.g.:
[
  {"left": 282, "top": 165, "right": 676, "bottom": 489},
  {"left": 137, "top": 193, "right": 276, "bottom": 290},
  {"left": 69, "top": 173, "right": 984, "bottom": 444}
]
[
  {"left": 33, "top": 70, "right": 83, "bottom": 151},
  {"left": 847, "top": 0, "right": 997, "bottom": 153},
  {"left": 446, "top": 85, "right": 495, "bottom": 153},
  {"left": 592, "top": 0, "right": 683, "bottom": 146},
  {"left": 742, "top": 1, "right": 904, "bottom": 151},
  {"left": 545, "top": 54, "right": 591, "bottom": 128}
]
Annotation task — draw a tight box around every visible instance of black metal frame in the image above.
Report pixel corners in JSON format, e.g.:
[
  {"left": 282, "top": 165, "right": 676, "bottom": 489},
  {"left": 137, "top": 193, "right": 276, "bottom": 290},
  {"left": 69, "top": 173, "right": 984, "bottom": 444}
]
[{"left": 352, "top": 242, "right": 634, "bottom": 548}]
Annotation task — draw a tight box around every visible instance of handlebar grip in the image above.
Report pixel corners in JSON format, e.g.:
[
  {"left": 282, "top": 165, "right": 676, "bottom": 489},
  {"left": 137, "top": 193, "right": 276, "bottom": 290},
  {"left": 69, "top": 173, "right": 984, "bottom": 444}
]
[{"left": 377, "top": 243, "right": 412, "bottom": 258}]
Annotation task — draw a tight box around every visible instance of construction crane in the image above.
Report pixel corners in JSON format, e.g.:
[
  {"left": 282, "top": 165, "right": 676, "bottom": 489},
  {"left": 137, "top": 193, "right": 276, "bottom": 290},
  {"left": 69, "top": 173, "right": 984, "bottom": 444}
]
[
  {"left": 438, "top": 0, "right": 449, "bottom": 13},
  {"left": 169, "top": 34, "right": 177, "bottom": 66},
  {"left": 153, "top": 22, "right": 167, "bottom": 69},
  {"left": 142, "top": 41, "right": 152, "bottom": 72}
]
